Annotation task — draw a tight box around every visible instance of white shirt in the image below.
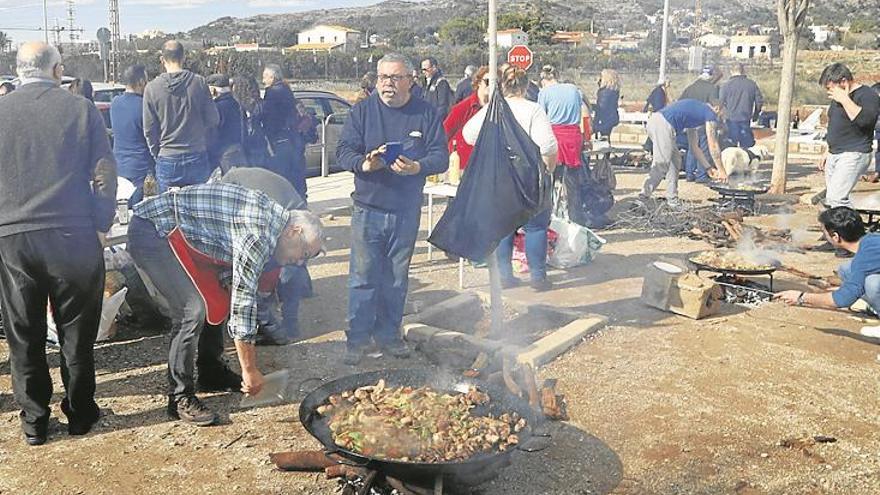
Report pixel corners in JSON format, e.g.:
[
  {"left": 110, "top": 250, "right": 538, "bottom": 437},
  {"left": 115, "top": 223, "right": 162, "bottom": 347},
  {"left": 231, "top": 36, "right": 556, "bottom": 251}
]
[{"left": 462, "top": 96, "right": 558, "bottom": 156}]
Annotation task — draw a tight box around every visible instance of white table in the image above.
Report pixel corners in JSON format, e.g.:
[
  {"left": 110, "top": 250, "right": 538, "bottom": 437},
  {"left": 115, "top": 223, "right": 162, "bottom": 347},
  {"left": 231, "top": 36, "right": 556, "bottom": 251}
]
[{"left": 423, "top": 182, "right": 465, "bottom": 289}]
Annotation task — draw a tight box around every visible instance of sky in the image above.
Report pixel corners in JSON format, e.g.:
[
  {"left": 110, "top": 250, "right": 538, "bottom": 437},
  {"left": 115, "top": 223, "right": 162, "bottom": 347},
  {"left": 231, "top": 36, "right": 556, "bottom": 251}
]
[{"left": 0, "top": 0, "right": 380, "bottom": 44}]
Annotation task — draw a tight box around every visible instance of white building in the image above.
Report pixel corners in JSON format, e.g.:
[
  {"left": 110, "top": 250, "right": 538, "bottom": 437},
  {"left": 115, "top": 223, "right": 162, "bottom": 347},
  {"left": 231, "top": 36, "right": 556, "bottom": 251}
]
[
  {"left": 698, "top": 33, "right": 729, "bottom": 49},
  {"left": 490, "top": 29, "right": 528, "bottom": 48},
  {"left": 728, "top": 35, "right": 773, "bottom": 60},
  {"left": 296, "top": 25, "right": 361, "bottom": 52},
  {"left": 809, "top": 25, "right": 833, "bottom": 44}
]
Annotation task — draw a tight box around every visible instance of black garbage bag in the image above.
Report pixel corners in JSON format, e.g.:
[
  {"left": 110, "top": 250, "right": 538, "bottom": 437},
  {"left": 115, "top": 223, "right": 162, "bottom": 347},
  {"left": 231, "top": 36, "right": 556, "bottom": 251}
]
[{"left": 428, "top": 90, "right": 552, "bottom": 260}]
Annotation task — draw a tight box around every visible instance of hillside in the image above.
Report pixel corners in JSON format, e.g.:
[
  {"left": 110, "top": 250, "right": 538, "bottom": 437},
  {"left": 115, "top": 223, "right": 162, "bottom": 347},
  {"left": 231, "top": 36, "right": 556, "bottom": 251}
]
[{"left": 187, "top": 0, "right": 874, "bottom": 46}]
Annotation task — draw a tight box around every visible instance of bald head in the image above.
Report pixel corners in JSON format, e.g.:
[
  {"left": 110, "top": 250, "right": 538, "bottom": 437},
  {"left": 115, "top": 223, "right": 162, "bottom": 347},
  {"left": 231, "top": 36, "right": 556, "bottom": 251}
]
[
  {"left": 16, "top": 41, "right": 62, "bottom": 81},
  {"left": 161, "top": 40, "right": 185, "bottom": 68}
]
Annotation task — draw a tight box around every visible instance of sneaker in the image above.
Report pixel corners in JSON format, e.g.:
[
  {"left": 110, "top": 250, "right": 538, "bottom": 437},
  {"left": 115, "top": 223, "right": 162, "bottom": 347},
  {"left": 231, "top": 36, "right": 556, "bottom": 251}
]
[
  {"left": 860, "top": 325, "right": 880, "bottom": 339},
  {"left": 384, "top": 341, "right": 411, "bottom": 359},
  {"left": 60, "top": 398, "right": 100, "bottom": 436},
  {"left": 343, "top": 346, "right": 364, "bottom": 366},
  {"left": 530, "top": 278, "right": 554, "bottom": 292},
  {"left": 197, "top": 366, "right": 242, "bottom": 393},
  {"left": 168, "top": 395, "right": 217, "bottom": 426}
]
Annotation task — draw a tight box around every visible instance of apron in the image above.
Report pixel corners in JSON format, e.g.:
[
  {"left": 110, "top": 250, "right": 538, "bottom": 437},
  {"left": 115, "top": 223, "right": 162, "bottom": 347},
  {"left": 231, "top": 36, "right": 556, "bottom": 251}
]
[{"left": 165, "top": 192, "right": 281, "bottom": 326}]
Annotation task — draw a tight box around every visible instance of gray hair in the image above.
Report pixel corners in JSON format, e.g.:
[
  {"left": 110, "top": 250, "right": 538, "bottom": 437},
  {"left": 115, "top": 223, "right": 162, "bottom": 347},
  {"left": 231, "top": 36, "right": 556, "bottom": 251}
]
[
  {"left": 263, "top": 64, "right": 284, "bottom": 83},
  {"left": 730, "top": 63, "right": 745, "bottom": 76},
  {"left": 16, "top": 42, "right": 62, "bottom": 79},
  {"left": 287, "top": 209, "right": 324, "bottom": 245},
  {"left": 464, "top": 65, "right": 476, "bottom": 77},
  {"left": 377, "top": 53, "right": 414, "bottom": 73}
]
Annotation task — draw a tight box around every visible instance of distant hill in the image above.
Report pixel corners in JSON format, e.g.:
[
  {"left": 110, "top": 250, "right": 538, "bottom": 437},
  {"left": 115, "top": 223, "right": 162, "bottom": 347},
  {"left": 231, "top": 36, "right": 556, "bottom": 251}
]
[{"left": 186, "top": 0, "right": 871, "bottom": 45}]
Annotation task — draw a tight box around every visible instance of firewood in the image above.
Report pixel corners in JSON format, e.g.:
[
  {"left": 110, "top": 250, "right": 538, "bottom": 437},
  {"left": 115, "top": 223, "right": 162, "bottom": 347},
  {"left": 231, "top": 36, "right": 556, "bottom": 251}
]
[{"left": 269, "top": 450, "right": 340, "bottom": 471}]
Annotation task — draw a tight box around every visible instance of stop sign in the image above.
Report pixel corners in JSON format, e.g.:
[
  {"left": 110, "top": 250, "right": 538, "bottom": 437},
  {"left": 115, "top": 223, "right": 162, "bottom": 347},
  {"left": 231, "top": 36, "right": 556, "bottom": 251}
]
[{"left": 507, "top": 45, "right": 533, "bottom": 71}]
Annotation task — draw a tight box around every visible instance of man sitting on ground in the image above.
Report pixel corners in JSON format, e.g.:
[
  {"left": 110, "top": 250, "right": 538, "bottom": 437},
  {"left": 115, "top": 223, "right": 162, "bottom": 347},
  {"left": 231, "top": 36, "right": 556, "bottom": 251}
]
[{"left": 778, "top": 207, "right": 880, "bottom": 337}]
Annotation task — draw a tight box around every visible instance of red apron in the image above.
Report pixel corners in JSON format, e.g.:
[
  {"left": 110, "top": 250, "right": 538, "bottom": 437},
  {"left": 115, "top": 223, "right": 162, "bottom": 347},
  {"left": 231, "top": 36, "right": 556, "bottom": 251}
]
[{"left": 167, "top": 227, "right": 281, "bottom": 326}]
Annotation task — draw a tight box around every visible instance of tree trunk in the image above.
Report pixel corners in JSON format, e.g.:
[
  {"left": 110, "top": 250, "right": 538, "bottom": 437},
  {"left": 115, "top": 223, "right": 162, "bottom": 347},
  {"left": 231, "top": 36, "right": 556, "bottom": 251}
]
[{"left": 769, "top": 34, "right": 800, "bottom": 194}]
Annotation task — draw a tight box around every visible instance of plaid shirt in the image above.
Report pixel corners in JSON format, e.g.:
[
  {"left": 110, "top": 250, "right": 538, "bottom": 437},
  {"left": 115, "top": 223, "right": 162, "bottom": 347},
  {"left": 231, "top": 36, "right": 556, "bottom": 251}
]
[{"left": 133, "top": 183, "right": 290, "bottom": 343}]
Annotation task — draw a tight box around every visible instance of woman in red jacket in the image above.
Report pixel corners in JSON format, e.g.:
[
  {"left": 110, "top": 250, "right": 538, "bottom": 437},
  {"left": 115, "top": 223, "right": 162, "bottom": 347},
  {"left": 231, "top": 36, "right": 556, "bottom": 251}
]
[{"left": 443, "top": 66, "right": 489, "bottom": 170}]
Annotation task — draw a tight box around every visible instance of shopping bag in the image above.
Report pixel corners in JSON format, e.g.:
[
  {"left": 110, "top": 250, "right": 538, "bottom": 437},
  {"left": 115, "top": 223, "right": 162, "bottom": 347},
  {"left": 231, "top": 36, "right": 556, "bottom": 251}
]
[{"left": 428, "top": 90, "right": 552, "bottom": 261}]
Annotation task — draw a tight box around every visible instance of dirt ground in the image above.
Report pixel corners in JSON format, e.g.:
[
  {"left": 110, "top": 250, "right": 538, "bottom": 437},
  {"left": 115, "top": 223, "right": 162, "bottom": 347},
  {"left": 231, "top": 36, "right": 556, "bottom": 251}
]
[{"left": 1, "top": 160, "right": 879, "bottom": 495}]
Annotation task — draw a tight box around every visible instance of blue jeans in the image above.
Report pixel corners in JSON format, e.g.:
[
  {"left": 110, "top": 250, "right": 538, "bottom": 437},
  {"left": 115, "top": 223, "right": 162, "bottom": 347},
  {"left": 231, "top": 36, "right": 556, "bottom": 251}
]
[
  {"left": 685, "top": 128, "right": 711, "bottom": 182},
  {"left": 495, "top": 209, "right": 552, "bottom": 282},
  {"left": 347, "top": 204, "right": 421, "bottom": 349},
  {"left": 839, "top": 260, "right": 880, "bottom": 314},
  {"left": 875, "top": 133, "right": 880, "bottom": 173},
  {"left": 155, "top": 151, "right": 212, "bottom": 193},
  {"left": 127, "top": 217, "right": 226, "bottom": 399},
  {"left": 726, "top": 120, "right": 756, "bottom": 148},
  {"left": 257, "top": 265, "right": 312, "bottom": 342}
]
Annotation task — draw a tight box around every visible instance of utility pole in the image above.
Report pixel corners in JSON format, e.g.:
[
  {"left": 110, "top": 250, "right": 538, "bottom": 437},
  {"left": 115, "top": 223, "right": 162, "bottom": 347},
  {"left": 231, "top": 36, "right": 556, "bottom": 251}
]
[
  {"left": 43, "top": 0, "right": 49, "bottom": 43},
  {"left": 659, "top": 0, "right": 671, "bottom": 82},
  {"left": 109, "top": 0, "right": 121, "bottom": 82},
  {"left": 66, "top": 0, "right": 77, "bottom": 43}
]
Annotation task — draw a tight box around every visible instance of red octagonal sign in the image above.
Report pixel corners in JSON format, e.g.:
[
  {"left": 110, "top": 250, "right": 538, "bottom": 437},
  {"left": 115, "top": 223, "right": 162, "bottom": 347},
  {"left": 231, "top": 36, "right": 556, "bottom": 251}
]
[{"left": 507, "top": 45, "right": 533, "bottom": 71}]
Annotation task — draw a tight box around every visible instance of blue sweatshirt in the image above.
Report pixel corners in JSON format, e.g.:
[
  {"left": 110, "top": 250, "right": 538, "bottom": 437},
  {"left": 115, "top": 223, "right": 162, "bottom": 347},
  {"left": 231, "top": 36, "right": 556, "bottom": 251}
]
[
  {"left": 110, "top": 92, "right": 154, "bottom": 184},
  {"left": 832, "top": 234, "right": 880, "bottom": 308},
  {"left": 336, "top": 92, "right": 449, "bottom": 212}
]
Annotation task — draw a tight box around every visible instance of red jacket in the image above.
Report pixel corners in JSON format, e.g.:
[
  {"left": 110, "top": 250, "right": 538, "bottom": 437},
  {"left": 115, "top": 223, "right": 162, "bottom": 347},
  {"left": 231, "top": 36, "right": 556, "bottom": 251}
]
[{"left": 443, "top": 92, "right": 482, "bottom": 170}]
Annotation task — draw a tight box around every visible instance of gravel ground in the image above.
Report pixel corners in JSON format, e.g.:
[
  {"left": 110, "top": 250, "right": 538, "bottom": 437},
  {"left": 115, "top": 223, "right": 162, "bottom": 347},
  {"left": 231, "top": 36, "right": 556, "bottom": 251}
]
[{"left": 2, "top": 160, "right": 880, "bottom": 494}]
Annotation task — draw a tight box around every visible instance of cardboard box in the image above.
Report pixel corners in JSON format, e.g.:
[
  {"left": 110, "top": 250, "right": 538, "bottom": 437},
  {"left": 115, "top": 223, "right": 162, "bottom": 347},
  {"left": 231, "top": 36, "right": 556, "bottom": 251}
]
[{"left": 641, "top": 261, "right": 723, "bottom": 320}]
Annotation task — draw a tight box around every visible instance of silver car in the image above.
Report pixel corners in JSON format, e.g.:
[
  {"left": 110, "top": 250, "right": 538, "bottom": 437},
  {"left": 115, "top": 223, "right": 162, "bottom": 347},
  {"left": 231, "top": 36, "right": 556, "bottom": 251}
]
[{"left": 292, "top": 89, "right": 352, "bottom": 177}]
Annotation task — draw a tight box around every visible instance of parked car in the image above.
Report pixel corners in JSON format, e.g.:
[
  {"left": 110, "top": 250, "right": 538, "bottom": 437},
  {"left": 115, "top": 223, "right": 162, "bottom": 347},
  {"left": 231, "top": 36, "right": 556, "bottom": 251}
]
[
  {"left": 92, "top": 82, "right": 125, "bottom": 128},
  {"left": 292, "top": 89, "right": 351, "bottom": 177}
]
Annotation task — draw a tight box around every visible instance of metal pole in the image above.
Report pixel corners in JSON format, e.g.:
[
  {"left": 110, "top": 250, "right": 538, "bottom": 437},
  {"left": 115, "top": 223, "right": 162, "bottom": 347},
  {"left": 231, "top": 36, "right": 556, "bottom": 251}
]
[
  {"left": 659, "top": 0, "right": 671, "bottom": 82},
  {"left": 486, "top": 0, "right": 502, "bottom": 336},
  {"left": 487, "top": 0, "right": 497, "bottom": 94},
  {"left": 43, "top": 0, "right": 49, "bottom": 43},
  {"left": 320, "top": 113, "right": 332, "bottom": 177}
]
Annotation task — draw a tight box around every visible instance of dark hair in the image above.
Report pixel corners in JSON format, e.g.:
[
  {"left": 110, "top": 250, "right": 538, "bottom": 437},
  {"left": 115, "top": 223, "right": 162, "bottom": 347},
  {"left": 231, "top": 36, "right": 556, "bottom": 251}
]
[
  {"left": 360, "top": 71, "right": 377, "bottom": 90},
  {"left": 232, "top": 75, "right": 261, "bottom": 114},
  {"left": 122, "top": 64, "right": 147, "bottom": 87},
  {"left": 422, "top": 56, "right": 438, "bottom": 68},
  {"left": 162, "top": 40, "right": 185, "bottom": 64},
  {"left": 819, "top": 206, "right": 865, "bottom": 242},
  {"left": 0, "top": 81, "right": 13, "bottom": 94},
  {"left": 68, "top": 78, "right": 93, "bottom": 102},
  {"left": 501, "top": 65, "right": 529, "bottom": 97},
  {"left": 818, "top": 63, "right": 854, "bottom": 87}
]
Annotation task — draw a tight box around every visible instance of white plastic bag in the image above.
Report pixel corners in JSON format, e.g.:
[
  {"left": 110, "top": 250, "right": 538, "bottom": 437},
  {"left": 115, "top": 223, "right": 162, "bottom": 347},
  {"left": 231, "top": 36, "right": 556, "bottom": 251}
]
[
  {"left": 47, "top": 287, "right": 129, "bottom": 345},
  {"left": 547, "top": 216, "right": 606, "bottom": 269}
]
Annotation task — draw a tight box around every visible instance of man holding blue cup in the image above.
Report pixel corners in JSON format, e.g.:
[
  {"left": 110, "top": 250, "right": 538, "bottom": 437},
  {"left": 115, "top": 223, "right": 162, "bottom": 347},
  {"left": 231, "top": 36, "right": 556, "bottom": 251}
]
[{"left": 336, "top": 53, "right": 449, "bottom": 365}]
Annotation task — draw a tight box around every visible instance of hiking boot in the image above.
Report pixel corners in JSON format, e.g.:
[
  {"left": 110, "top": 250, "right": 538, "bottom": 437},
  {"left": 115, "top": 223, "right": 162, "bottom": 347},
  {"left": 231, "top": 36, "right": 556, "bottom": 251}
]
[
  {"left": 168, "top": 395, "right": 217, "bottom": 426},
  {"left": 197, "top": 366, "right": 242, "bottom": 393},
  {"left": 343, "top": 346, "right": 364, "bottom": 366},
  {"left": 60, "top": 397, "right": 100, "bottom": 436},
  {"left": 384, "top": 341, "right": 411, "bottom": 359},
  {"left": 500, "top": 277, "right": 522, "bottom": 290}
]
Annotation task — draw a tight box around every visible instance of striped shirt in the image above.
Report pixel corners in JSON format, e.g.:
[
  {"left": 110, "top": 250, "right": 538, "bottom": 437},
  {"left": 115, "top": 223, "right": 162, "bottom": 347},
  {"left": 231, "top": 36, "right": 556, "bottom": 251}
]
[{"left": 133, "top": 183, "right": 289, "bottom": 342}]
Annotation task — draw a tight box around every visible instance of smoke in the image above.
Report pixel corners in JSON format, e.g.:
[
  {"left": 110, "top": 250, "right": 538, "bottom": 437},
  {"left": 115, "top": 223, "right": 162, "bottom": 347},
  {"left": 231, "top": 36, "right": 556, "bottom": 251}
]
[
  {"left": 734, "top": 229, "right": 780, "bottom": 266},
  {"left": 774, "top": 213, "right": 814, "bottom": 247}
]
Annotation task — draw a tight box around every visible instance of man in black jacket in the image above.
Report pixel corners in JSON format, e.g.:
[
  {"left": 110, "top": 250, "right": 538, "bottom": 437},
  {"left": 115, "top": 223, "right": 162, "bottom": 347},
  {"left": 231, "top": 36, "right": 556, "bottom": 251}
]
[
  {"left": 261, "top": 64, "right": 307, "bottom": 198},
  {"left": 420, "top": 57, "right": 454, "bottom": 121},
  {"left": 0, "top": 41, "right": 117, "bottom": 446},
  {"left": 207, "top": 73, "right": 246, "bottom": 173}
]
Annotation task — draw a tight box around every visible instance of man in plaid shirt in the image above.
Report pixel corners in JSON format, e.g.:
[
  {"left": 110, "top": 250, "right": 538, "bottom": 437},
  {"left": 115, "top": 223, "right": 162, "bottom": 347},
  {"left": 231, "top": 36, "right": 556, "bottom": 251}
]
[{"left": 128, "top": 182, "right": 323, "bottom": 425}]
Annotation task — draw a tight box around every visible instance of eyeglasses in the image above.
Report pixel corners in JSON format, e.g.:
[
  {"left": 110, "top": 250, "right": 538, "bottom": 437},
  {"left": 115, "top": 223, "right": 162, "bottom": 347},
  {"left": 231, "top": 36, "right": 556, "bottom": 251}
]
[
  {"left": 298, "top": 231, "right": 324, "bottom": 262},
  {"left": 377, "top": 74, "right": 410, "bottom": 84}
]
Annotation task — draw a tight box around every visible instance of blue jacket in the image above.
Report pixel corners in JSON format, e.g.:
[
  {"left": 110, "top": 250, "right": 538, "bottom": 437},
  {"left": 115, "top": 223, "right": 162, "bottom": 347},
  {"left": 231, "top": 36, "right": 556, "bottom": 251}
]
[
  {"left": 720, "top": 75, "right": 764, "bottom": 122},
  {"left": 336, "top": 92, "right": 449, "bottom": 212},
  {"left": 594, "top": 88, "right": 620, "bottom": 135},
  {"left": 261, "top": 82, "right": 296, "bottom": 141},
  {"left": 208, "top": 92, "right": 244, "bottom": 163}
]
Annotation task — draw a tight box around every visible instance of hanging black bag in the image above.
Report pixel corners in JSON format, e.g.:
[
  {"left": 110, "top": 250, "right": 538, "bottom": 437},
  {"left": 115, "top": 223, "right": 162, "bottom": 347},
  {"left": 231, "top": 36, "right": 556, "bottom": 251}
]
[{"left": 428, "top": 90, "right": 552, "bottom": 260}]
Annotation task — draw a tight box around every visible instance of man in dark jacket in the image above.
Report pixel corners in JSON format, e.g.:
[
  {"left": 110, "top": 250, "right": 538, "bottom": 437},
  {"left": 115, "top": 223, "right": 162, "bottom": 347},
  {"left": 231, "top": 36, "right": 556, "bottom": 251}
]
[
  {"left": 111, "top": 64, "right": 154, "bottom": 205},
  {"left": 720, "top": 64, "right": 763, "bottom": 150},
  {"left": 143, "top": 40, "right": 220, "bottom": 192},
  {"left": 0, "top": 42, "right": 117, "bottom": 446},
  {"left": 207, "top": 73, "right": 246, "bottom": 173},
  {"left": 337, "top": 53, "right": 449, "bottom": 365},
  {"left": 261, "top": 64, "right": 307, "bottom": 198},
  {"left": 680, "top": 65, "right": 724, "bottom": 182},
  {"left": 453, "top": 65, "right": 475, "bottom": 103},
  {"left": 867, "top": 82, "right": 880, "bottom": 183},
  {"left": 420, "top": 57, "right": 454, "bottom": 121}
]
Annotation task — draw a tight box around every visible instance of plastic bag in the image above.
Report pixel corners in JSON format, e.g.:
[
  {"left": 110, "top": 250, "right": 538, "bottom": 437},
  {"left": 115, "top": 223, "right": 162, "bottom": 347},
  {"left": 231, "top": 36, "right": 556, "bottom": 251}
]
[
  {"left": 428, "top": 90, "right": 552, "bottom": 261},
  {"left": 547, "top": 173, "right": 605, "bottom": 269},
  {"left": 47, "top": 287, "right": 129, "bottom": 345}
]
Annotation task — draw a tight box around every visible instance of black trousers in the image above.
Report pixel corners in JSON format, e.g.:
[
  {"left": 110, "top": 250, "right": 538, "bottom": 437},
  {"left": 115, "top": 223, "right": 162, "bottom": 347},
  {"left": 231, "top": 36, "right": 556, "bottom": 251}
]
[
  {"left": 127, "top": 217, "right": 226, "bottom": 400},
  {"left": 0, "top": 227, "right": 104, "bottom": 436}
]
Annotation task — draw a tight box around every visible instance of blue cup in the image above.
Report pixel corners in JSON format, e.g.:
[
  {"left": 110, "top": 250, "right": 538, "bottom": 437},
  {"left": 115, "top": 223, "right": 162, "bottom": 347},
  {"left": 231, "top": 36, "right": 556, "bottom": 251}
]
[{"left": 382, "top": 141, "right": 402, "bottom": 165}]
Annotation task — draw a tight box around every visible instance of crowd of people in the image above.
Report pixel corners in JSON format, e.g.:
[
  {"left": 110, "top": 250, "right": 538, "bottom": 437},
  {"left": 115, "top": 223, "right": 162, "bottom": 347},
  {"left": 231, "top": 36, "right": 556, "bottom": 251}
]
[{"left": 0, "top": 39, "right": 877, "bottom": 448}]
